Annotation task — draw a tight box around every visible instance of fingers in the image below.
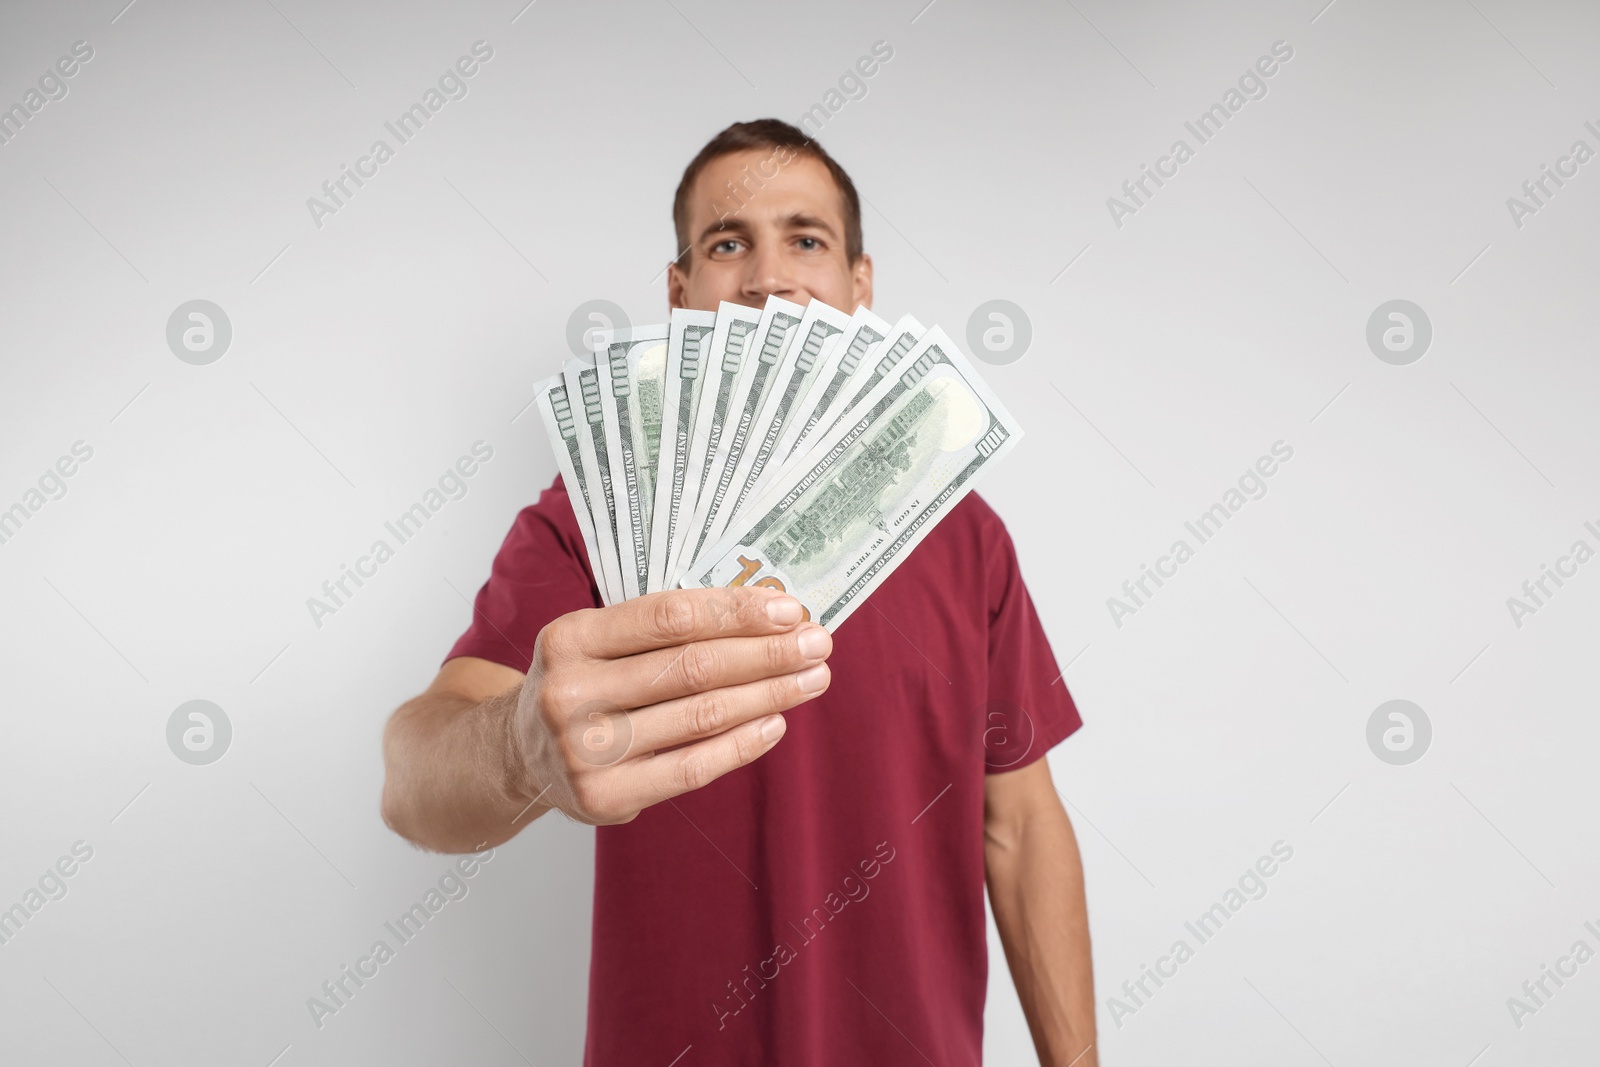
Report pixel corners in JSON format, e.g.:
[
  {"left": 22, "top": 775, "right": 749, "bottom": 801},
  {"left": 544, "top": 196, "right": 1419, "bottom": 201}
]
[
  {"left": 598, "top": 622, "right": 832, "bottom": 710},
  {"left": 612, "top": 710, "right": 798, "bottom": 813},
  {"left": 625, "top": 661, "right": 832, "bottom": 754},
  {"left": 522, "top": 588, "right": 828, "bottom": 827},
  {"left": 564, "top": 587, "right": 805, "bottom": 660},
  {"left": 544, "top": 664, "right": 830, "bottom": 826}
]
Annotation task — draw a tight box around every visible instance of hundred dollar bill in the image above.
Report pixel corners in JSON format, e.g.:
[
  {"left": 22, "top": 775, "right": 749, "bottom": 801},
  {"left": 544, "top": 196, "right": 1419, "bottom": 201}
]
[
  {"left": 681, "top": 326, "right": 1022, "bottom": 631},
  {"left": 562, "top": 361, "right": 627, "bottom": 605},
  {"left": 647, "top": 308, "right": 717, "bottom": 592},
  {"left": 669, "top": 300, "right": 762, "bottom": 585},
  {"left": 766, "top": 305, "right": 893, "bottom": 478},
  {"left": 716, "top": 298, "right": 852, "bottom": 527},
  {"left": 597, "top": 324, "right": 669, "bottom": 598},
  {"left": 681, "top": 295, "right": 805, "bottom": 565},
  {"left": 535, "top": 374, "right": 624, "bottom": 604},
  {"left": 797, "top": 314, "right": 924, "bottom": 459}
]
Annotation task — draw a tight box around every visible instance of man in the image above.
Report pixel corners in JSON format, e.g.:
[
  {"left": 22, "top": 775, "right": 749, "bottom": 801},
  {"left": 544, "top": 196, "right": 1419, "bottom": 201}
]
[{"left": 381, "top": 119, "right": 1097, "bottom": 1066}]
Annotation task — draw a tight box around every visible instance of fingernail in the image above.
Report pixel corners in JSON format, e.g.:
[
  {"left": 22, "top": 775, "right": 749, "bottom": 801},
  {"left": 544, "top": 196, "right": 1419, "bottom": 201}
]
[
  {"left": 796, "top": 626, "right": 830, "bottom": 659},
  {"left": 796, "top": 663, "right": 830, "bottom": 693},
  {"left": 766, "top": 596, "right": 803, "bottom": 625},
  {"left": 760, "top": 715, "right": 787, "bottom": 742}
]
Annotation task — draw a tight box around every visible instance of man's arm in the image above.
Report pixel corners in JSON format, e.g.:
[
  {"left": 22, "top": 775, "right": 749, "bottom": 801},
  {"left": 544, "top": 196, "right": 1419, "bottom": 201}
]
[
  {"left": 381, "top": 588, "right": 832, "bottom": 854},
  {"left": 381, "top": 656, "right": 548, "bottom": 853},
  {"left": 984, "top": 757, "right": 1097, "bottom": 1067}
]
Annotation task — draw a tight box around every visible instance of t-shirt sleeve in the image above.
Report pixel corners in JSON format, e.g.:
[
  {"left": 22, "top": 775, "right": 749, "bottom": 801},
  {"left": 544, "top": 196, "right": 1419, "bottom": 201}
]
[
  {"left": 443, "top": 476, "right": 602, "bottom": 674},
  {"left": 981, "top": 505, "right": 1083, "bottom": 774}
]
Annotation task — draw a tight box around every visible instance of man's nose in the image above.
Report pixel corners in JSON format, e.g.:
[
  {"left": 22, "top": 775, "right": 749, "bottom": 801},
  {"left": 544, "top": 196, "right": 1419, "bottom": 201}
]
[{"left": 740, "top": 243, "right": 799, "bottom": 304}]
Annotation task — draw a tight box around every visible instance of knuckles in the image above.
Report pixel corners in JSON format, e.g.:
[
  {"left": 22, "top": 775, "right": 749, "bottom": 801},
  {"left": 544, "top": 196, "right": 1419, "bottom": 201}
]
[
  {"left": 765, "top": 632, "right": 800, "bottom": 672},
  {"left": 530, "top": 614, "right": 650, "bottom": 827},
  {"left": 566, "top": 777, "right": 613, "bottom": 823},
  {"left": 673, "top": 642, "right": 721, "bottom": 692},
  {"left": 634, "top": 588, "right": 779, "bottom": 653},
  {"left": 531, "top": 614, "right": 579, "bottom": 672},
  {"left": 566, "top": 771, "right": 642, "bottom": 826},
  {"left": 768, "top": 671, "right": 798, "bottom": 709},
  {"left": 649, "top": 594, "right": 700, "bottom": 642},
  {"left": 686, "top": 587, "right": 769, "bottom": 638},
  {"left": 538, "top": 675, "right": 587, "bottom": 726},
  {"left": 707, "top": 589, "right": 752, "bottom": 634},
  {"left": 676, "top": 750, "right": 713, "bottom": 794},
  {"left": 686, "top": 691, "right": 731, "bottom": 738}
]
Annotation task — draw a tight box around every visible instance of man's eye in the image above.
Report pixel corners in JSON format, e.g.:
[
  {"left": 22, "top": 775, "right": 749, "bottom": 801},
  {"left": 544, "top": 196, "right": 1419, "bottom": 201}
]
[
  {"left": 712, "top": 239, "right": 743, "bottom": 255},
  {"left": 796, "top": 236, "right": 822, "bottom": 251}
]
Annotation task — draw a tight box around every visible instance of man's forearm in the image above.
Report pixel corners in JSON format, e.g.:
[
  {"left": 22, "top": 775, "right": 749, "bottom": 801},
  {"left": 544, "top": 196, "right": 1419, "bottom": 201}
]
[
  {"left": 986, "top": 801, "right": 1097, "bottom": 1066},
  {"left": 381, "top": 684, "right": 550, "bottom": 853}
]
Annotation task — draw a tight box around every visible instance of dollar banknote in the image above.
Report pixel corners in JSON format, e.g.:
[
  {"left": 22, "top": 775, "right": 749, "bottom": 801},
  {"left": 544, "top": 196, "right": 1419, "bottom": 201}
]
[
  {"left": 764, "top": 306, "right": 894, "bottom": 484},
  {"left": 597, "top": 324, "right": 669, "bottom": 600},
  {"left": 561, "top": 361, "right": 627, "bottom": 604},
  {"left": 680, "top": 326, "right": 1021, "bottom": 630},
  {"left": 795, "top": 314, "right": 924, "bottom": 460},
  {"left": 681, "top": 295, "right": 805, "bottom": 564},
  {"left": 716, "top": 298, "right": 853, "bottom": 529},
  {"left": 535, "top": 375, "right": 624, "bottom": 603},
  {"left": 669, "top": 300, "right": 762, "bottom": 586},
  {"left": 647, "top": 308, "right": 717, "bottom": 592}
]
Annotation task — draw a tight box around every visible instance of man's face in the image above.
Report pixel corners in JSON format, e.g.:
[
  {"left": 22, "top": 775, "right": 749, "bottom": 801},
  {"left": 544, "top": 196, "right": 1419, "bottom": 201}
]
[{"left": 668, "top": 147, "right": 873, "bottom": 314}]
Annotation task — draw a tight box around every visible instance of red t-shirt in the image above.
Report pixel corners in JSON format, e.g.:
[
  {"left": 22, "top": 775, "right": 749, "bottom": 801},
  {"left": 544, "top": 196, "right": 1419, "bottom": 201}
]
[{"left": 446, "top": 476, "right": 1082, "bottom": 1066}]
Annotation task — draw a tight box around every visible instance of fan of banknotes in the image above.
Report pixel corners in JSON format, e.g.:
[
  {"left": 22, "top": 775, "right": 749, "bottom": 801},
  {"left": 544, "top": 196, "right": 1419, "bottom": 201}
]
[{"left": 534, "top": 296, "right": 1023, "bottom": 631}]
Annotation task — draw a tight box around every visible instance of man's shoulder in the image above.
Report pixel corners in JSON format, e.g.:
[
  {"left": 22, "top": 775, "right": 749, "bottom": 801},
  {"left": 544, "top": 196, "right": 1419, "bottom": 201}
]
[
  {"left": 951, "top": 490, "right": 1004, "bottom": 530},
  {"left": 499, "top": 474, "right": 585, "bottom": 557},
  {"left": 930, "top": 490, "right": 1011, "bottom": 551},
  {"left": 517, "top": 474, "right": 577, "bottom": 525}
]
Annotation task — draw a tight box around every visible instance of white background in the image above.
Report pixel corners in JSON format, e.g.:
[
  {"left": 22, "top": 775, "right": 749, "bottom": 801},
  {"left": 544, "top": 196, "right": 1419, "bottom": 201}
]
[{"left": 1, "top": 0, "right": 1597, "bottom": 1063}]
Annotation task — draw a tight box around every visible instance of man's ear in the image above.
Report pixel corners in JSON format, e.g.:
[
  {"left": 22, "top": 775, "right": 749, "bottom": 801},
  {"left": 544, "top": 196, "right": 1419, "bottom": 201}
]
[
  {"left": 667, "top": 259, "right": 687, "bottom": 311},
  {"left": 851, "top": 253, "right": 874, "bottom": 311}
]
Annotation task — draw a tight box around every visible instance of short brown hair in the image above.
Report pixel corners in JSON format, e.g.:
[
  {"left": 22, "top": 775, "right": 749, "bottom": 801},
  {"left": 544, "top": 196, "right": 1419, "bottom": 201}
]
[{"left": 672, "top": 118, "right": 864, "bottom": 264}]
